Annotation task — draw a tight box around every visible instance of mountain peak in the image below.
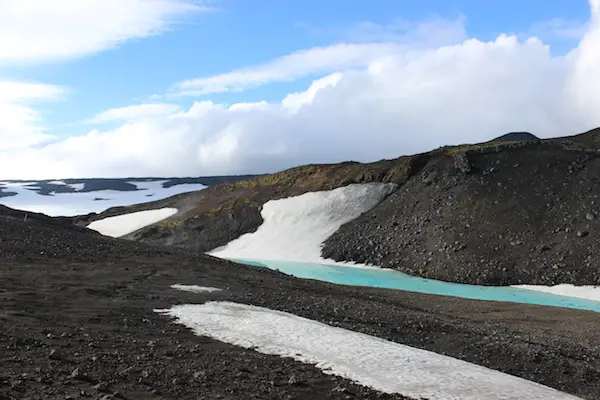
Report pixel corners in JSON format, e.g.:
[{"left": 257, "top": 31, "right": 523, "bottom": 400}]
[{"left": 491, "top": 132, "right": 539, "bottom": 143}]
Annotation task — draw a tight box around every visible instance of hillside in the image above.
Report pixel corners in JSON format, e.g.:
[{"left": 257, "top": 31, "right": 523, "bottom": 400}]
[
  {"left": 84, "top": 128, "right": 600, "bottom": 287},
  {"left": 78, "top": 155, "right": 429, "bottom": 251},
  {"left": 0, "top": 204, "right": 186, "bottom": 261},
  {"left": 323, "top": 128, "right": 600, "bottom": 286}
]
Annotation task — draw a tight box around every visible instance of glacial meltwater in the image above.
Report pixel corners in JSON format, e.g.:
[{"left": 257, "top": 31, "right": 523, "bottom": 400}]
[{"left": 231, "top": 258, "right": 600, "bottom": 313}]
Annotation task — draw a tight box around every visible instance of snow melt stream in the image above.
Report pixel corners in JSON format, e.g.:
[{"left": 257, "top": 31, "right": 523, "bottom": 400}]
[
  {"left": 208, "top": 183, "right": 600, "bottom": 307},
  {"left": 157, "top": 301, "right": 580, "bottom": 400}
]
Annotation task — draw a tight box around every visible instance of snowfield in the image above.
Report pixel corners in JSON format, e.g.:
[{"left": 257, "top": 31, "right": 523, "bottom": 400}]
[
  {"left": 87, "top": 208, "right": 178, "bottom": 237},
  {"left": 157, "top": 301, "right": 580, "bottom": 400},
  {"left": 209, "top": 183, "right": 397, "bottom": 263},
  {"left": 171, "top": 284, "right": 223, "bottom": 293},
  {"left": 0, "top": 180, "right": 206, "bottom": 216},
  {"left": 514, "top": 283, "right": 600, "bottom": 302}
]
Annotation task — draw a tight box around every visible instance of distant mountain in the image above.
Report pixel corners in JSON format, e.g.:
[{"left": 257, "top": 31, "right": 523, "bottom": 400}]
[
  {"left": 0, "top": 175, "right": 257, "bottom": 216},
  {"left": 0, "top": 175, "right": 258, "bottom": 196},
  {"left": 491, "top": 132, "right": 539, "bottom": 143}
]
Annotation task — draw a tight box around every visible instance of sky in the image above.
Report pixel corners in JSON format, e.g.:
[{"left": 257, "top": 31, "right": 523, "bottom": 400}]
[{"left": 1, "top": 0, "right": 599, "bottom": 179}]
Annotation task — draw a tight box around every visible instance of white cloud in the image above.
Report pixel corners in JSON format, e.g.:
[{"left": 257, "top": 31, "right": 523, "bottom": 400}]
[
  {"left": 0, "top": 81, "right": 66, "bottom": 102},
  {"left": 2, "top": 1, "right": 600, "bottom": 180},
  {"left": 89, "top": 103, "right": 181, "bottom": 123},
  {"left": 0, "top": 0, "right": 208, "bottom": 64},
  {"left": 527, "top": 18, "right": 588, "bottom": 41},
  {"left": 281, "top": 73, "right": 343, "bottom": 112},
  {"left": 592, "top": 0, "right": 600, "bottom": 18},
  {"left": 565, "top": 0, "right": 600, "bottom": 123},
  {"left": 333, "top": 16, "right": 468, "bottom": 45},
  {"left": 0, "top": 81, "right": 66, "bottom": 151},
  {"left": 0, "top": 0, "right": 206, "bottom": 156},
  {"left": 227, "top": 101, "right": 269, "bottom": 112},
  {"left": 170, "top": 43, "right": 407, "bottom": 96},
  {"left": 170, "top": 17, "right": 468, "bottom": 97}
]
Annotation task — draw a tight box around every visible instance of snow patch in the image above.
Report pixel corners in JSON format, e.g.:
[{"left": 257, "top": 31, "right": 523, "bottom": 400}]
[
  {"left": 0, "top": 181, "right": 206, "bottom": 216},
  {"left": 171, "top": 284, "right": 222, "bottom": 293},
  {"left": 157, "top": 301, "right": 580, "bottom": 400},
  {"left": 514, "top": 284, "right": 600, "bottom": 302},
  {"left": 67, "top": 183, "right": 85, "bottom": 191},
  {"left": 209, "top": 183, "right": 396, "bottom": 263},
  {"left": 87, "top": 208, "right": 177, "bottom": 237}
]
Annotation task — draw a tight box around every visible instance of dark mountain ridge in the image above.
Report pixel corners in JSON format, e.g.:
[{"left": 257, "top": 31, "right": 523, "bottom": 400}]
[
  {"left": 490, "top": 131, "right": 539, "bottom": 142},
  {"left": 0, "top": 175, "right": 257, "bottom": 198}
]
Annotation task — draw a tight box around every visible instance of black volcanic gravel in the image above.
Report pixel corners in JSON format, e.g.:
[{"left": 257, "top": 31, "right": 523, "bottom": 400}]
[{"left": 1, "top": 206, "right": 600, "bottom": 399}]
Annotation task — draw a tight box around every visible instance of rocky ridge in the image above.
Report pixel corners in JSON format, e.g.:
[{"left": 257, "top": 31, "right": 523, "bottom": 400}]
[
  {"left": 323, "top": 132, "right": 600, "bottom": 286},
  {"left": 80, "top": 127, "right": 600, "bottom": 287}
]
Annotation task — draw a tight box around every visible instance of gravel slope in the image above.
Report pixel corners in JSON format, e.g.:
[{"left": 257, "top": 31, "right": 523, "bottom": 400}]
[
  {"left": 323, "top": 144, "right": 600, "bottom": 286},
  {"left": 1, "top": 205, "right": 600, "bottom": 399}
]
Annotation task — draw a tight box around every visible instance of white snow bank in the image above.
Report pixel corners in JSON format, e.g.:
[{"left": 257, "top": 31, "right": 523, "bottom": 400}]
[
  {"left": 67, "top": 183, "right": 85, "bottom": 191},
  {"left": 129, "top": 180, "right": 168, "bottom": 191},
  {"left": 157, "top": 301, "right": 580, "bottom": 400},
  {"left": 171, "top": 284, "right": 222, "bottom": 293},
  {"left": 209, "top": 183, "right": 396, "bottom": 263},
  {"left": 514, "top": 284, "right": 600, "bottom": 302},
  {"left": 87, "top": 208, "right": 177, "bottom": 237}
]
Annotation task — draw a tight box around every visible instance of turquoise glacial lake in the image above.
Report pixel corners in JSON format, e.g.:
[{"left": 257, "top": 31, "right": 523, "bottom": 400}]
[{"left": 231, "top": 258, "right": 600, "bottom": 313}]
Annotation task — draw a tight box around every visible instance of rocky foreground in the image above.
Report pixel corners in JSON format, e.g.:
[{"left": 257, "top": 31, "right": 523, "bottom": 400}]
[{"left": 2, "top": 206, "right": 600, "bottom": 399}]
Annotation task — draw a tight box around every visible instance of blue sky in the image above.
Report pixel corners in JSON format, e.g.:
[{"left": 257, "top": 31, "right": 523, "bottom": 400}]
[
  {"left": 7, "top": 0, "right": 590, "bottom": 130},
  {"left": 0, "top": 0, "right": 598, "bottom": 179}
]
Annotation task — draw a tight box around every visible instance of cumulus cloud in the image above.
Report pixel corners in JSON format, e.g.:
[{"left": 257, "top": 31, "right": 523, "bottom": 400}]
[
  {"left": 566, "top": 0, "right": 600, "bottom": 123},
  {"left": 2, "top": 1, "right": 600, "bottom": 180},
  {"left": 592, "top": 0, "right": 600, "bottom": 17},
  {"left": 0, "top": 81, "right": 66, "bottom": 151},
  {"left": 281, "top": 73, "right": 343, "bottom": 112},
  {"left": 0, "top": 0, "right": 203, "bottom": 160},
  {"left": 0, "top": 0, "right": 208, "bottom": 64},
  {"left": 89, "top": 103, "right": 181, "bottom": 123}
]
